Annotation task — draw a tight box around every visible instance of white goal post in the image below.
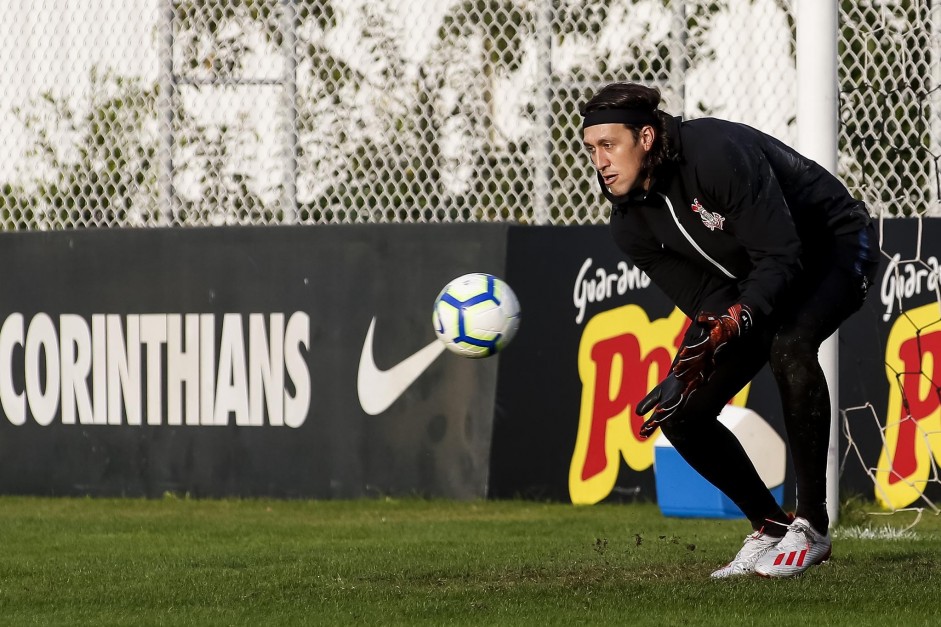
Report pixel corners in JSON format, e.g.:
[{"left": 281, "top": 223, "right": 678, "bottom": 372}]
[{"left": 795, "top": 0, "right": 841, "bottom": 527}]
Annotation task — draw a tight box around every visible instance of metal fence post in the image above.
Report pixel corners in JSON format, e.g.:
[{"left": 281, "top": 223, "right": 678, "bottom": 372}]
[
  {"left": 281, "top": 0, "right": 298, "bottom": 224},
  {"left": 157, "top": 0, "right": 177, "bottom": 225},
  {"left": 532, "top": 0, "right": 553, "bottom": 225}
]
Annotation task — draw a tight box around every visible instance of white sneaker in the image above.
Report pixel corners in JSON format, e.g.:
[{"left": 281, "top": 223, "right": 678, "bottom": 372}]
[
  {"left": 754, "top": 517, "right": 832, "bottom": 578},
  {"left": 710, "top": 528, "right": 784, "bottom": 579}
]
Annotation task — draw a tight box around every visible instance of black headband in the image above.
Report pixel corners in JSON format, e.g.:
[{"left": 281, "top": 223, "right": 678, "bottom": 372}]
[{"left": 582, "top": 108, "right": 657, "bottom": 130}]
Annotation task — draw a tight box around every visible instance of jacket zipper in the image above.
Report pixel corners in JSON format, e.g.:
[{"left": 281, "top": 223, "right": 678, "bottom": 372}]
[{"left": 658, "top": 193, "right": 737, "bottom": 280}]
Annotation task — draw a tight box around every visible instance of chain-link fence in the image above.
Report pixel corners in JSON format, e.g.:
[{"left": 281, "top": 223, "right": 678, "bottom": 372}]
[
  {"left": 0, "top": 1, "right": 937, "bottom": 229},
  {"left": 839, "top": 1, "right": 941, "bottom": 218}
]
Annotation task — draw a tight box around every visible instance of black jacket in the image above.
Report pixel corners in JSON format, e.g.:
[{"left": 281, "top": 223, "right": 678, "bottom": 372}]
[{"left": 605, "top": 116, "right": 871, "bottom": 318}]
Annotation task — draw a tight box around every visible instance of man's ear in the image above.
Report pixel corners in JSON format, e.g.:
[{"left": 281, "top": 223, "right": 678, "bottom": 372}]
[{"left": 642, "top": 126, "right": 655, "bottom": 151}]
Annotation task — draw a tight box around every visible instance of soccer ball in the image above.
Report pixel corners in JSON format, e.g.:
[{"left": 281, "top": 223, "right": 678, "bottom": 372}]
[{"left": 432, "top": 273, "right": 521, "bottom": 358}]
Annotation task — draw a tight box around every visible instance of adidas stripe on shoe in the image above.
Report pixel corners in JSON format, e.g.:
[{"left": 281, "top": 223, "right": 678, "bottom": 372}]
[
  {"left": 710, "top": 528, "right": 783, "bottom": 579},
  {"left": 754, "top": 517, "right": 832, "bottom": 578}
]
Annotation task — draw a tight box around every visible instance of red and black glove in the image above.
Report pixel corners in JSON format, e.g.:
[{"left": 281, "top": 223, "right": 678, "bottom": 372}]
[
  {"left": 674, "top": 303, "right": 754, "bottom": 384},
  {"left": 635, "top": 303, "right": 754, "bottom": 439},
  {"left": 636, "top": 372, "right": 697, "bottom": 439}
]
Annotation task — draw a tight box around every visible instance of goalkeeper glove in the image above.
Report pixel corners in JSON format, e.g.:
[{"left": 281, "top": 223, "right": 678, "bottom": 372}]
[
  {"left": 635, "top": 372, "right": 697, "bottom": 439},
  {"left": 674, "top": 303, "right": 754, "bottom": 384},
  {"left": 635, "top": 304, "right": 753, "bottom": 439}
]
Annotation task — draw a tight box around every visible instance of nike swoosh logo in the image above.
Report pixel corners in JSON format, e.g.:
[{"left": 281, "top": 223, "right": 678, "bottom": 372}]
[{"left": 357, "top": 316, "right": 446, "bottom": 416}]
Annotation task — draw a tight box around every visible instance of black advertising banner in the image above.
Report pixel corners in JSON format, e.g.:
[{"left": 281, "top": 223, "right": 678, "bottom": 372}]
[
  {"left": 1, "top": 220, "right": 938, "bottom": 508},
  {"left": 0, "top": 224, "right": 508, "bottom": 498},
  {"left": 494, "top": 219, "right": 941, "bottom": 512},
  {"left": 491, "top": 225, "right": 789, "bottom": 505},
  {"left": 839, "top": 218, "right": 941, "bottom": 511}
]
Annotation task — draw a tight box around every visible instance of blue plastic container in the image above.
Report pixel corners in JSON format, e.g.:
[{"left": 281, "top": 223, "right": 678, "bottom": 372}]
[{"left": 654, "top": 444, "right": 785, "bottom": 518}]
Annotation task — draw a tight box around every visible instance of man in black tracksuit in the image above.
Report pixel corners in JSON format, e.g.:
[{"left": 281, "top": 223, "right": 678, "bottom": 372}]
[{"left": 581, "top": 83, "right": 880, "bottom": 578}]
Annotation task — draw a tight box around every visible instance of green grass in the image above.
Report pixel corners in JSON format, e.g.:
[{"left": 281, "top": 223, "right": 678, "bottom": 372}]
[{"left": 0, "top": 497, "right": 938, "bottom": 626}]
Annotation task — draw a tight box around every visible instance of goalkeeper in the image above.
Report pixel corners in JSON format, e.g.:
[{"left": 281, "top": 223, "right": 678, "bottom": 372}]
[{"left": 581, "top": 82, "right": 880, "bottom": 579}]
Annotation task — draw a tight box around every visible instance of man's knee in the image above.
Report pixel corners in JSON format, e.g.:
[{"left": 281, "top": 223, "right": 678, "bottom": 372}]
[
  {"left": 659, "top": 415, "right": 693, "bottom": 443},
  {"left": 769, "top": 330, "right": 818, "bottom": 375},
  {"left": 659, "top": 406, "right": 716, "bottom": 443}
]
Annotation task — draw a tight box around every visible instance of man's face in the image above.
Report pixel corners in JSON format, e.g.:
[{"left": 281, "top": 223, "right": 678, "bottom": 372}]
[{"left": 582, "top": 123, "right": 652, "bottom": 197}]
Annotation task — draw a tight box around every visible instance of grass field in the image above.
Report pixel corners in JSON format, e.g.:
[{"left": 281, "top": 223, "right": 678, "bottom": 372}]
[{"left": 0, "top": 497, "right": 938, "bottom": 626}]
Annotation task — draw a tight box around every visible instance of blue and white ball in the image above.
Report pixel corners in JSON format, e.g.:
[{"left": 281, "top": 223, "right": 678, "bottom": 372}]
[{"left": 432, "top": 273, "right": 521, "bottom": 358}]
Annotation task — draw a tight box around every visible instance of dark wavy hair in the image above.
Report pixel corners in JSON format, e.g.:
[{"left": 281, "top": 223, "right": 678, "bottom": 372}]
[{"left": 580, "top": 83, "right": 676, "bottom": 175}]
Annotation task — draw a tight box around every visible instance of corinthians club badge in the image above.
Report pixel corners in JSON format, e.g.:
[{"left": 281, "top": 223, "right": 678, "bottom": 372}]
[{"left": 691, "top": 198, "right": 725, "bottom": 231}]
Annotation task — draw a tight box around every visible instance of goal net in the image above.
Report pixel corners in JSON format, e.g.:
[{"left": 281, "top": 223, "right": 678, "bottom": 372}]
[{"left": 839, "top": 0, "right": 941, "bottom": 521}]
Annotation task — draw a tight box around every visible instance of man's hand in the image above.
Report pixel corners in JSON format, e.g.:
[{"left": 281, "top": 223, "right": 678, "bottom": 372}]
[
  {"left": 635, "top": 304, "right": 754, "bottom": 439},
  {"left": 674, "top": 303, "right": 754, "bottom": 383},
  {"left": 635, "top": 372, "right": 696, "bottom": 439}
]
